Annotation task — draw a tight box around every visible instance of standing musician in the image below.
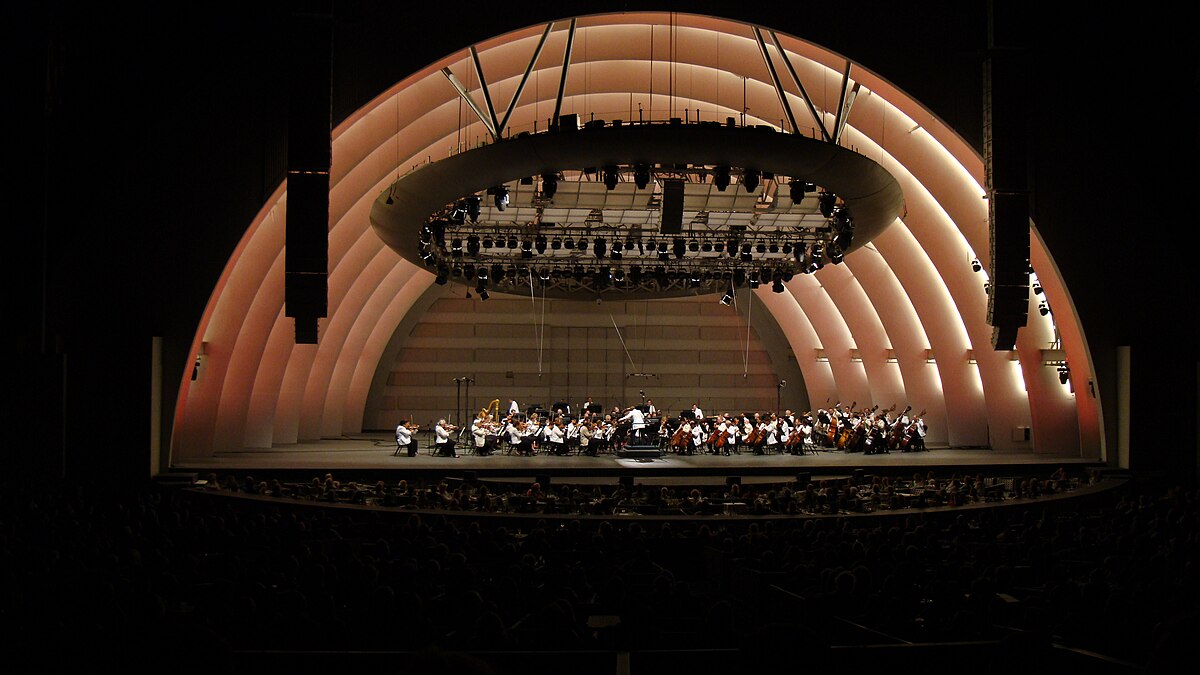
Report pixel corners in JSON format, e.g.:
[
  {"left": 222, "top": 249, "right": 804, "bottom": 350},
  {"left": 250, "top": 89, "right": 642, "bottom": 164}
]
[
  {"left": 508, "top": 399, "right": 521, "bottom": 415},
  {"left": 394, "top": 419, "right": 417, "bottom": 457},
  {"left": 691, "top": 403, "right": 705, "bottom": 420},
  {"left": 434, "top": 418, "right": 457, "bottom": 457}
]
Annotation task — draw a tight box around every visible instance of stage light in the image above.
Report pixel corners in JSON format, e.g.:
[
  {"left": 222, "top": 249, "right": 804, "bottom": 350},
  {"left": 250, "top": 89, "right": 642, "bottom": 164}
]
[
  {"left": 491, "top": 265, "right": 504, "bottom": 282},
  {"left": 551, "top": 237, "right": 562, "bottom": 250},
  {"left": 633, "top": 164, "right": 650, "bottom": 189},
  {"left": 720, "top": 292, "right": 733, "bottom": 306},
  {"left": 482, "top": 235, "right": 493, "bottom": 249},
  {"left": 507, "top": 237, "right": 518, "bottom": 249},
  {"left": 465, "top": 195, "right": 481, "bottom": 221},
  {"left": 564, "top": 236, "right": 574, "bottom": 250},
  {"left": 594, "top": 237, "right": 607, "bottom": 258},
  {"left": 1033, "top": 283, "right": 1043, "bottom": 295},
  {"left": 451, "top": 238, "right": 462, "bottom": 254},
  {"left": 714, "top": 165, "right": 731, "bottom": 191},
  {"left": 701, "top": 241, "right": 713, "bottom": 253},
  {"left": 466, "top": 235, "right": 480, "bottom": 256},
  {"left": 435, "top": 266, "right": 448, "bottom": 285},
  {"left": 828, "top": 241, "right": 844, "bottom": 265},
  {"left": 630, "top": 265, "right": 642, "bottom": 284},
  {"left": 610, "top": 240, "right": 623, "bottom": 261},
  {"left": 603, "top": 165, "right": 619, "bottom": 190},
  {"left": 756, "top": 243, "right": 767, "bottom": 254},
  {"left": 742, "top": 169, "right": 760, "bottom": 193},
  {"left": 788, "top": 179, "right": 806, "bottom": 204},
  {"left": 478, "top": 288, "right": 490, "bottom": 301},
  {"left": 771, "top": 279, "right": 785, "bottom": 293},
  {"left": 541, "top": 172, "right": 558, "bottom": 199},
  {"left": 613, "top": 268, "right": 625, "bottom": 282},
  {"left": 673, "top": 238, "right": 686, "bottom": 259},
  {"left": 1039, "top": 302, "right": 1049, "bottom": 316},
  {"left": 535, "top": 235, "right": 547, "bottom": 254},
  {"left": 578, "top": 238, "right": 590, "bottom": 251},
  {"left": 689, "top": 239, "right": 699, "bottom": 252},
  {"left": 971, "top": 259, "right": 981, "bottom": 272},
  {"left": 818, "top": 191, "right": 837, "bottom": 218},
  {"left": 493, "top": 186, "right": 509, "bottom": 211},
  {"left": 733, "top": 269, "right": 746, "bottom": 286},
  {"left": 768, "top": 242, "right": 779, "bottom": 254},
  {"left": 713, "top": 241, "right": 725, "bottom": 253},
  {"left": 690, "top": 272, "right": 701, "bottom": 287},
  {"left": 463, "top": 264, "right": 475, "bottom": 278}
]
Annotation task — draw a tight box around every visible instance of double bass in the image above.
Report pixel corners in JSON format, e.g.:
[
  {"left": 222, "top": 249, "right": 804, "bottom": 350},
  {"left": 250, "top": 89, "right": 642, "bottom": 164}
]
[
  {"left": 670, "top": 420, "right": 691, "bottom": 453},
  {"left": 899, "top": 409, "right": 926, "bottom": 451}
]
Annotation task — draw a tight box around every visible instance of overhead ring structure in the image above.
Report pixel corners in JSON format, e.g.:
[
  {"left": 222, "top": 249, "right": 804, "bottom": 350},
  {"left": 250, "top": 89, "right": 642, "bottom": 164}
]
[{"left": 171, "top": 12, "right": 1102, "bottom": 462}]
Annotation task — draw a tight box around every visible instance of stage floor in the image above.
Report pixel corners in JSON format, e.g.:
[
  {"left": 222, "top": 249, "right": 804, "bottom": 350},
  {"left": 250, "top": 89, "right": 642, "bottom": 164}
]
[{"left": 173, "top": 433, "right": 1101, "bottom": 480}]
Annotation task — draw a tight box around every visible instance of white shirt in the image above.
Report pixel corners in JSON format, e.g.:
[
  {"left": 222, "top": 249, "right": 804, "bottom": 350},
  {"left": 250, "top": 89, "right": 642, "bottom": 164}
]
[
  {"left": 621, "top": 407, "right": 646, "bottom": 430},
  {"left": 766, "top": 420, "right": 779, "bottom": 444},
  {"left": 471, "top": 418, "right": 488, "bottom": 447},
  {"left": 692, "top": 406, "right": 704, "bottom": 419},
  {"left": 647, "top": 402, "right": 657, "bottom": 415},
  {"left": 692, "top": 425, "right": 704, "bottom": 446},
  {"left": 435, "top": 424, "right": 450, "bottom": 444},
  {"left": 506, "top": 422, "right": 522, "bottom": 444},
  {"left": 509, "top": 400, "right": 520, "bottom": 415},
  {"left": 547, "top": 424, "right": 565, "bottom": 444},
  {"left": 395, "top": 424, "right": 412, "bottom": 446}
]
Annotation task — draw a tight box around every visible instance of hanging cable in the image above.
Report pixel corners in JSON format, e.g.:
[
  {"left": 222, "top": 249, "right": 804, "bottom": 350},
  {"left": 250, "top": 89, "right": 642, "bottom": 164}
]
[
  {"left": 610, "top": 314, "right": 638, "bottom": 372},
  {"left": 528, "top": 268, "right": 543, "bottom": 377}
]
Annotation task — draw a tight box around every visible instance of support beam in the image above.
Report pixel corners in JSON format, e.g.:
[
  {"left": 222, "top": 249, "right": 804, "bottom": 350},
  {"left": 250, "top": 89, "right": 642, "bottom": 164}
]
[
  {"left": 469, "top": 46, "right": 502, "bottom": 139},
  {"left": 767, "top": 30, "right": 831, "bottom": 142},
  {"left": 752, "top": 26, "right": 799, "bottom": 135},
  {"left": 440, "top": 67, "right": 497, "bottom": 139},
  {"left": 497, "top": 22, "right": 553, "bottom": 136},
  {"left": 552, "top": 17, "right": 578, "bottom": 127},
  {"left": 832, "top": 61, "right": 853, "bottom": 145},
  {"left": 834, "top": 81, "right": 861, "bottom": 146}
]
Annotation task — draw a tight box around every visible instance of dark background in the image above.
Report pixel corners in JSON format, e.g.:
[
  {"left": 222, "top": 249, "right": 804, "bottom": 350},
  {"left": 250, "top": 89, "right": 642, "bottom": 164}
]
[{"left": 7, "top": 1, "right": 1196, "bottom": 484}]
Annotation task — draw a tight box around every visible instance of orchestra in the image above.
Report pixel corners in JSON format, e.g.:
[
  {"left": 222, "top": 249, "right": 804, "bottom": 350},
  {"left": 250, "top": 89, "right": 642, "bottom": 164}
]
[{"left": 394, "top": 398, "right": 932, "bottom": 458}]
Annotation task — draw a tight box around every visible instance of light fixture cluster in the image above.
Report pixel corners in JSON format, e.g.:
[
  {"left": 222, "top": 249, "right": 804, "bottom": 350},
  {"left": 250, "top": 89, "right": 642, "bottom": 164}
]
[{"left": 418, "top": 168, "right": 854, "bottom": 297}]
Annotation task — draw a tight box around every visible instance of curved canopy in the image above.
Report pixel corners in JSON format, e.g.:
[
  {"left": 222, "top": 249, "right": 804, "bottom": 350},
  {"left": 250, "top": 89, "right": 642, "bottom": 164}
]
[{"left": 170, "top": 12, "right": 1102, "bottom": 460}]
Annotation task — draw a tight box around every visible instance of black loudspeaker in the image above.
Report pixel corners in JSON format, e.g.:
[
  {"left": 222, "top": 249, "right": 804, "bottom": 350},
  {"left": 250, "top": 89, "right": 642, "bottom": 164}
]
[
  {"left": 660, "top": 179, "right": 684, "bottom": 234},
  {"left": 796, "top": 471, "right": 811, "bottom": 487},
  {"left": 619, "top": 475, "right": 633, "bottom": 489},
  {"left": 535, "top": 473, "right": 551, "bottom": 488},
  {"left": 726, "top": 476, "right": 741, "bottom": 488}
]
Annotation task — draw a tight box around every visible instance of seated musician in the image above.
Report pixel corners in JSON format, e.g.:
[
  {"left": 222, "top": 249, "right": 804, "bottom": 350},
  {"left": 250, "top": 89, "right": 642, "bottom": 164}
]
[
  {"left": 546, "top": 416, "right": 567, "bottom": 455},
  {"left": 471, "top": 414, "right": 493, "bottom": 456},
  {"left": 646, "top": 399, "right": 657, "bottom": 415},
  {"left": 724, "top": 414, "right": 739, "bottom": 455},
  {"left": 394, "top": 420, "right": 415, "bottom": 457},
  {"left": 504, "top": 416, "right": 523, "bottom": 454},
  {"left": 579, "top": 421, "right": 594, "bottom": 456},
  {"left": 434, "top": 419, "right": 457, "bottom": 457}
]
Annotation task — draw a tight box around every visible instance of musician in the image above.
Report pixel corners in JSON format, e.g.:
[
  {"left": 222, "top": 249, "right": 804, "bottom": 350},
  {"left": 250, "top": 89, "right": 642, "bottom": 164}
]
[
  {"left": 508, "top": 399, "right": 520, "bottom": 415},
  {"left": 691, "top": 403, "right": 704, "bottom": 419},
  {"left": 471, "top": 414, "right": 493, "bottom": 456},
  {"left": 434, "top": 419, "right": 456, "bottom": 457},
  {"left": 394, "top": 421, "right": 415, "bottom": 457},
  {"left": 566, "top": 417, "right": 580, "bottom": 454},
  {"left": 579, "top": 421, "right": 594, "bottom": 456},
  {"left": 546, "top": 416, "right": 567, "bottom": 455},
  {"left": 619, "top": 405, "right": 646, "bottom": 441},
  {"left": 724, "top": 415, "right": 739, "bottom": 455},
  {"left": 646, "top": 399, "right": 657, "bottom": 415},
  {"left": 691, "top": 419, "right": 705, "bottom": 454},
  {"left": 765, "top": 414, "right": 782, "bottom": 454},
  {"left": 504, "top": 416, "right": 524, "bottom": 454},
  {"left": 675, "top": 418, "right": 693, "bottom": 455}
]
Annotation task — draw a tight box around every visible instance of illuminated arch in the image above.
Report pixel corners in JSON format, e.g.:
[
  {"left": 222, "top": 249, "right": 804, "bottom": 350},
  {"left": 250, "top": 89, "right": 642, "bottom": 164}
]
[{"left": 171, "top": 13, "right": 1101, "bottom": 461}]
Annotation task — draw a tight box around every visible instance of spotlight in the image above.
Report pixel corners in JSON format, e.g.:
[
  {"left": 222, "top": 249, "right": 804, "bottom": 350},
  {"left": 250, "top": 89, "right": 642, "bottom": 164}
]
[
  {"left": 1039, "top": 302, "right": 1049, "bottom": 316},
  {"left": 633, "top": 164, "right": 650, "bottom": 190},
  {"left": 971, "top": 258, "right": 982, "bottom": 273},
  {"left": 493, "top": 186, "right": 509, "bottom": 211},
  {"left": 788, "top": 179, "right": 807, "bottom": 204},
  {"left": 564, "top": 236, "right": 574, "bottom": 250},
  {"left": 771, "top": 279, "right": 785, "bottom": 293},
  {"left": 579, "top": 238, "right": 590, "bottom": 251},
  {"left": 689, "top": 239, "right": 699, "bottom": 252},
  {"left": 630, "top": 265, "right": 642, "bottom": 283},
  {"left": 658, "top": 241, "right": 668, "bottom": 254},
  {"left": 507, "top": 237, "right": 518, "bottom": 249},
  {"left": 434, "top": 266, "right": 448, "bottom": 285},
  {"left": 673, "top": 238, "right": 686, "bottom": 259},
  {"left": 491, "top": 265, "right": 504, "bottom": 282},
  {"left": 610, "top": 241, "right": 623, "bottom": 261},
  {"left": 733, "top": 269, "right": 746, "bottom": 286},
  {"left": 535, "top": 235, "right": 547, "bottom": 254},
  {"left": 690, "top": 272, "right": 701, "bottom": 287},
  {"left": 594, "top": 237, "right": 607, "bottom": 258},
  {"left": 720, "top": 292, "right": 733, "bottom": 306},
  {"left": 613, "top": 268, "right": 625, "bottom": 282},
  {"left": 713, "top": 241, "right": 725, "bottom": 253},
  {"left": 701, "top": 241, "right": 713, "bottom": 253},
  {"left": 482, "top": 235, "right": 493, "bottom": 249},
  {"left": 464, "top": 195, "right": 481, "bottom": 221},
  {"left": 818, "top": 192, "right": 837, "bottom": 218},
  {"left": 551, "top": 237, "right": 562, "bottom": 250},
  {"left": 540, "top": 268, "right": 552, "bottom": 282},
  {"left": 463, "top": 264, "right": 475, "bottom": 279},
  {"left": 602, "top": 166, "right": 619, "bottom": 190},
  {"left": 713, "top": 165, "right": 731, "bottom": 191},
  {"left": 477, "top": 266, "right": 488, "bottom": 280},
  {"left": 541, "top": 172, "right": 558, "bottom": 199},
  {"left": 742, "top": 168, "right": 760, "bottom": 193},
  {"left": 768, "top": 242, "right": 779, "bottom": 254},
  {"left": 828, "top": 241, "right": 844, "bottom": 265},
  {"left": 466, "top": 235, "right": 480, "bottom": 255},
  {"left": 1058, "top": 365, "right": 1070, "bottom": 384},
  {"left": 756, "top": 243, "right": 767, "bottom": 254},
  {"left": 478, "top": 289, "right": 490, "bottom": 301},
  {"left": 1033, "top": 283, "right": 1043, "bottom": 295},
  {"left": 451, "top": 238, "right": 463, "bottom": 255}
]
